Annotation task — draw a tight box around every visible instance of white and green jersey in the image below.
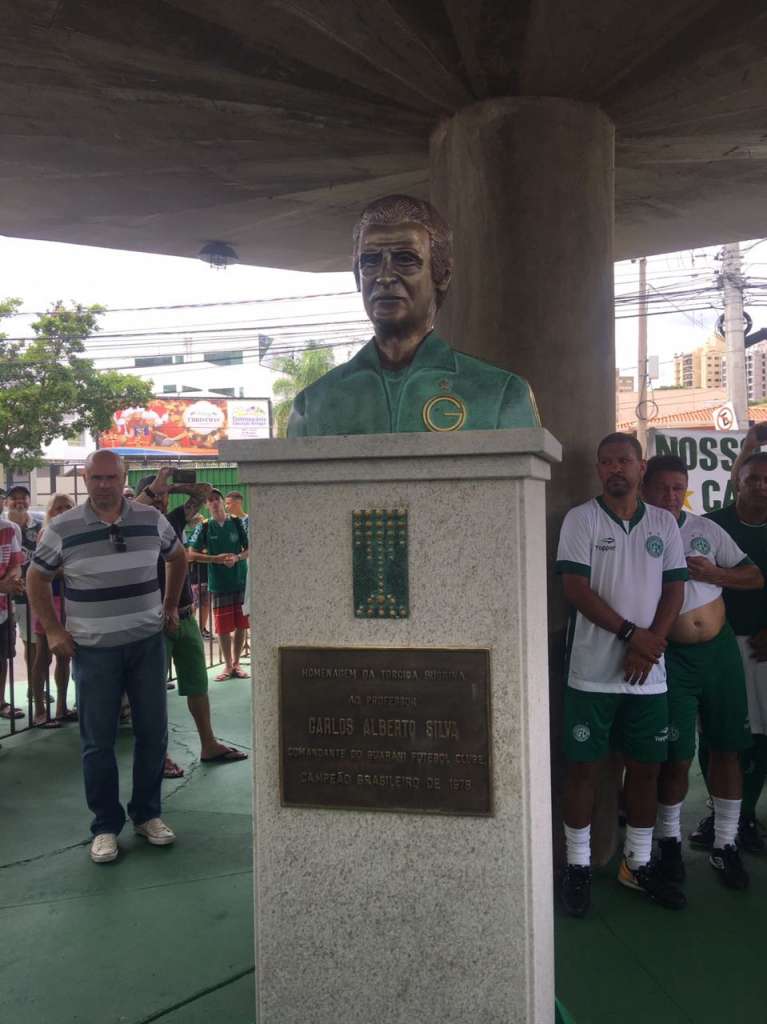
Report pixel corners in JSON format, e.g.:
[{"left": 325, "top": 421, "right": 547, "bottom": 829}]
[
  {"left": 556, "top": 497, "right": 688, "bottom": 695},
  {"left": 678, "top": 511, "right": 751, "bottom": 615}
]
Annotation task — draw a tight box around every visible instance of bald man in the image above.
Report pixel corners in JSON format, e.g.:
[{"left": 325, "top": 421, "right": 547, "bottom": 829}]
[{"left": 28, "top": 451, "right": 188, "bottom": 864}]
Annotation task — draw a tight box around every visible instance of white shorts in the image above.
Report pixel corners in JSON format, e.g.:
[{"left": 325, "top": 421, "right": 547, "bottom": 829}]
[
  {"left": 737, "top": 635, "right": 767, "bottom": 735},
  {"left": 13, "top": 603, "right": 37, "bottom": 645}
]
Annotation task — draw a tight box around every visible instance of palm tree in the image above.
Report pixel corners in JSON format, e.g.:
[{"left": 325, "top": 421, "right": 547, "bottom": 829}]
[{"left": 272, "top": 345, "right": 335, "bottom": 436}]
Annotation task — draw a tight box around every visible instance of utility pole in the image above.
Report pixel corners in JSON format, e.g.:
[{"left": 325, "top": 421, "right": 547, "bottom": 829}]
[
  {"left": 636, "top": 257, "right": 648, "bottom": 452},
  {"left": 722, "top": 241, "right": 748, "bottom": 428}
]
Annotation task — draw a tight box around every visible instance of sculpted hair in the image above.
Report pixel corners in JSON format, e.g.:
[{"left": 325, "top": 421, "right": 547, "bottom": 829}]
[
  {"left": 352, "top": 194, "right": 453, "bottom": 307},
  {"left": 597, "top": 431, "right": 643, "bottom": 461},
  {"left": 643, "top": 454, "right": 688, "bottom": 487}
]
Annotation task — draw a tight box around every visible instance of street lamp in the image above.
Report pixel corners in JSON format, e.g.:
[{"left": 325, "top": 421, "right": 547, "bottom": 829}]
[{"left": 198, "top": 241, "right": 239, "bottom": 270}]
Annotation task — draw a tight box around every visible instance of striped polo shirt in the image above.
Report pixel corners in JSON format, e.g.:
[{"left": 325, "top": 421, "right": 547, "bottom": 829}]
[
  {"left": 0, "top": 518, "right": 24, "bottom": 625},
  {"left": 31, "top": 499, "right": 180, "bottom": 648}
]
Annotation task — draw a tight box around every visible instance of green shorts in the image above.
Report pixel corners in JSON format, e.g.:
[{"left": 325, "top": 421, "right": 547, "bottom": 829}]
[
  {"left": 665, "top": 622, "right": 751, "bottom": 762},
  {"left": 164, "top": 615, "right": 209, "bottom": 697},
  {"left": 564, "top": 687, "right": 669, "bottom": 763}
]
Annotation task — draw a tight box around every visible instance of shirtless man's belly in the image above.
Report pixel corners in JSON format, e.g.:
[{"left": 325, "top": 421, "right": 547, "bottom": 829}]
[{"left": 669, "top": 596, "right": 725, "bottom": 645}]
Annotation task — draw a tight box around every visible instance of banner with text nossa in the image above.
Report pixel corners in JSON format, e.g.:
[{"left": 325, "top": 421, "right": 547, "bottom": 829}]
[{"left": 647, "top": 429, "right": 745, "bottom": 515}]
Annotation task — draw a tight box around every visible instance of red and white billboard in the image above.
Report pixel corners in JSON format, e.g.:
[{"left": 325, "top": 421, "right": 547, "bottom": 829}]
[{"left": 99, "top": 397, "right": 271, "bottom": 457}]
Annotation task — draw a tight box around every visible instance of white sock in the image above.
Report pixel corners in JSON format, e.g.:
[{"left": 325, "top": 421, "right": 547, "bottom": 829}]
[
  {"left": 713, "top": 796, "right": 741, "bottom": 849},
  {"left": 655, "top": 801, "right": 683, "bottom": 841},
  {"left": 564, "top": 824, "right": 591, "bottom": 867},
  {"left": 624, "top": 825, "right": 653, "bottom": 870}
]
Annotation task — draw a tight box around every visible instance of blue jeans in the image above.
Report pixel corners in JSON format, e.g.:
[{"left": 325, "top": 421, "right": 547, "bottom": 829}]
[{"left": 74, "top": 631, "right": 168, "bottom": 836}]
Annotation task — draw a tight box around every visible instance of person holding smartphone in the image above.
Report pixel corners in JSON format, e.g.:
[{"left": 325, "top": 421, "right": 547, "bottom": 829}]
[{"left": 136, "top": 469, "right": 247, "bottom": 769}]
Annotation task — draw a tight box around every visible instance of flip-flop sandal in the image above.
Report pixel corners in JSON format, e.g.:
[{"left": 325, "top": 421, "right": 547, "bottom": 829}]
[
  {"left": 230, "top": 666, "right": 248, "bottom": 679},
  {"left": 163, "top": 758, "right": 185, "bottom": 779},
  {"left": 201, "top": 746, "right": 248, "bottom": 764},
  {"left": 57, "top": 709, "right": 78, "bottom": 722},
  {"left": 214, "top": 669, "right": 232, "bottom": 682},
  {"left": 0, "top": 704, "right": 25, "bottom": 720},
  {"left": 34, "top": 718, "right": 62, "bottom": 729}
]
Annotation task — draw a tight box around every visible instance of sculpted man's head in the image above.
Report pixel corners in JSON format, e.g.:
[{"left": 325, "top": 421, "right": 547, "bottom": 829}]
[{"left": 352, "top": 195, "right": 453, "bottom": 343}]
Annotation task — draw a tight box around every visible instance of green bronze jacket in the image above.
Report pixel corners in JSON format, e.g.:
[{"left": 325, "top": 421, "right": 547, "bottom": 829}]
[{"left": 287, "top": 331, "right": 540, "bottom": 436}]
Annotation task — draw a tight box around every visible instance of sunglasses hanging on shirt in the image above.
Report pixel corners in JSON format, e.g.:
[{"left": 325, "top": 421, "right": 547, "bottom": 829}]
[{"left": 108, "top": 523, "right": 127, "bottom": 553}]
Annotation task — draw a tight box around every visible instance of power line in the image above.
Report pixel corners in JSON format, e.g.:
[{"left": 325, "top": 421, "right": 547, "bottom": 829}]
[{"left": 9, "top": 289, "right": 360, "bottom": 318}]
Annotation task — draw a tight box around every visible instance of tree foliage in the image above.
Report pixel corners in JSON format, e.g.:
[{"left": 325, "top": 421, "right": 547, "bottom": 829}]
[
  {"left": 272, "top": 345, "right": 335, "bottom": 437},
  {"left": 0, "top": 300, "right": 153, "bottom": 472}
]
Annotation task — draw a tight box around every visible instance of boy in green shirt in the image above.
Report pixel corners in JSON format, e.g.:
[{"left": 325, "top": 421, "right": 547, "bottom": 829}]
[{"left": 188, "top": 489, "right": 249, "bottom": 680}]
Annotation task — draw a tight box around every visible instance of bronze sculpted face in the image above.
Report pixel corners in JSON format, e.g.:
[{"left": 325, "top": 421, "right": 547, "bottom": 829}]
[
  {"left": 353, "top": 195, "right": 453, "bottom": 351},
  {"left": 358, "top": 222, "right": 439, "bottom": 340}
]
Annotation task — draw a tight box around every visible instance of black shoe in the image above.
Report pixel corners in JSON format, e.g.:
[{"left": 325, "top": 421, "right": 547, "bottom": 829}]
[
  {"left": 618, "top": 858, "right": 687, "bottom": 910},
  {"left": 689, "top": 813, "right": 714, "bottom": 849},
  {"left": 560, "top": 865, "right": 592, "bottom": 918},
  {"left": 656, "top": 837, "right": 686, "bottom": 883},
  {"left": 737, "top": 814, "right": 766, "bottom": 854},
  {"left": 710, "top": 845, "right": 750, "bottom": 889}
]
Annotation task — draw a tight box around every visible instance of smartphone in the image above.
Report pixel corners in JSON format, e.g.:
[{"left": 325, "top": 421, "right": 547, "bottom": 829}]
[{"left": 170, "top": 468, "right": 197, "bottom": 484}]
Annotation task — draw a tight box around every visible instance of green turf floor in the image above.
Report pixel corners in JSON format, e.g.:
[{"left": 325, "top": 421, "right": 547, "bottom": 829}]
[
  {"left": 2, "top": 671, "right": 765, "bottom": 1023},
  {"left": 0, "top": 666, "right": 256, "bottom": 1024},
  {"left": 556, "top": 766, "right": 767, "bottom": 1024}
]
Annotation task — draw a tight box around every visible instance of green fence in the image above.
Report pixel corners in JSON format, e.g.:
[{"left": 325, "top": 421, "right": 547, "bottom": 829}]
[{"left": 126, "top": 464, "right": 247, "bottom": 514}]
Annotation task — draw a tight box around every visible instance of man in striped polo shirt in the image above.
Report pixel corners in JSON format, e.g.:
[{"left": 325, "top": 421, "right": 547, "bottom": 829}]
[{"left": 28, "top": 451, "right": 188, "bottom": 864}]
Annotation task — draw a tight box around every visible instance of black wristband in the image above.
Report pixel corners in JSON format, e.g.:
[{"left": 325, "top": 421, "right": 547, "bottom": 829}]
[
  {"left": 143, "top": 486, "right": 157, "bottom": 499},
  {"left": 617, "top": 620, "right": 636, "bottom": 643}
]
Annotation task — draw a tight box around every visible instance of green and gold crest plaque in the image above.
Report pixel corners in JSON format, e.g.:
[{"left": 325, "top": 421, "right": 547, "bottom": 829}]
[{"left": 353, "top": 507, "right": 409, "bottom": 618}]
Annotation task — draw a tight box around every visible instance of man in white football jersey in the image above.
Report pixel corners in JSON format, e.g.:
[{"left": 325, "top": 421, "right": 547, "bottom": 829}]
[
  {"left": 643, "top": 455, "right": 763, "bottom": 889},
  {"left": 557, "top": 433, "right": 687, "bottom": 917}
]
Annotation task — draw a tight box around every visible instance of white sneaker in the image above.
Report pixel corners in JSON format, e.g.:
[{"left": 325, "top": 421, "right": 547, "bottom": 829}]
[
  {"left": 134, "top": 817, "right": 176, "bottom": 846},
  {"left": 90, "top": 833, "right": 119, "bottom": 863}
]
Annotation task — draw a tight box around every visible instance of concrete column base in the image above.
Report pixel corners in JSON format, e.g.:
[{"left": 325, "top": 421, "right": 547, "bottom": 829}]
[{"left": 431, "top": 97, "right": 617, "bottom": 864}]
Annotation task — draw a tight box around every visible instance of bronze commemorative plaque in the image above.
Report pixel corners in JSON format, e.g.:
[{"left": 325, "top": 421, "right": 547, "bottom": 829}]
[{"left": 280, "top": 647, "right": 491, "bottom": 816}]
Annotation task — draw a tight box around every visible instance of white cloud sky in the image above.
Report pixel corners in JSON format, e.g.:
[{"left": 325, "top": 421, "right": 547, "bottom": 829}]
[{"left": 2, "top": 233, "right": 766, "bottom": 391}]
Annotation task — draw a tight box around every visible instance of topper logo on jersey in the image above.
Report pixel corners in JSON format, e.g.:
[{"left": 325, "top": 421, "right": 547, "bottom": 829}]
[
  {"left": 572, "top": 724, "right": 591, "bottom": 742},
  {"left": 595, "top": 536, "right": 615, "bottom": 552},
  {"left": 690, "top": 536, "right": 711, "bottom": 556},
  {"left": 645, "top": 534, "right": 664, "bottom": 558}
]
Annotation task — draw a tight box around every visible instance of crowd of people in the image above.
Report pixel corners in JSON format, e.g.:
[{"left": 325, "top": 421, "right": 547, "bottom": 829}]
[
  {"left": 0, "top": 456, "right": 248, "bottom": 864},
  {"left": 2, "top": 421, "right": 766, "bottom": 888},
  {"left": 558, "top": 426, "right": 767, "bottom": 915}
]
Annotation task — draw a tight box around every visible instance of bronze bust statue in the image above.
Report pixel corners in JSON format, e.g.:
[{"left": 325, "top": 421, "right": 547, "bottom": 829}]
[{"left": 287, "top": 194, "right": 540, "bottom": 436}]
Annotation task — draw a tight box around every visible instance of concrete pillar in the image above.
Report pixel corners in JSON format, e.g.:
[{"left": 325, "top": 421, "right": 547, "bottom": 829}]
[{"left": 431, "top": 98, "right": 617, "bottom": 863}]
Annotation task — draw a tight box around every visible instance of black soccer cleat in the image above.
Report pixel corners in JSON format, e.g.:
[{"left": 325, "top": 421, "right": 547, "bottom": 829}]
[
  {"left": 689, "top": 813, "right": 714, "bottom": 850},
  {"left": 618, "top": 858, "right": 687, "bottom": 910},
  {"left": 560, "top": 864, "right": 592, "bottom": 918},
  {"left": 656, "top": 837, "right": 686, "bottom": 884},
  {"left": 710, "top": 845, "right": 750, "bottom": 889},
  {"left": 737, "top": 815, "right": 766, "bottom": 855}
]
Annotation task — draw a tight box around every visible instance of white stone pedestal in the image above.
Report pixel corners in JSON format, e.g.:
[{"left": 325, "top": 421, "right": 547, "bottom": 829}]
[{"left": 222, "top": 428, "right": 561, "bottom": 1024}]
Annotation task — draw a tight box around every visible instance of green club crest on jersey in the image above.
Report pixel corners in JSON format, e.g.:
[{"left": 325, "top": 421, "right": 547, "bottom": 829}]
[
  {"left": 690, "top": 536, "right": 711, "bottom": 556},
  {"left": 572, "top": 724, "right": 590, "bottom": 743},
  {"left": 645, "top": 534, "right": 664, "bottom": 558}
]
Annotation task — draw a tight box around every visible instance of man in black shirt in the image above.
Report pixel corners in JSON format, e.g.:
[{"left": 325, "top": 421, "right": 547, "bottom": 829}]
[
  {"left": 692, "top": 437, "right": 767, "bottom": 852},
  {"left": 136, "top": 470, "right": 247, "bottom": 767}
]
